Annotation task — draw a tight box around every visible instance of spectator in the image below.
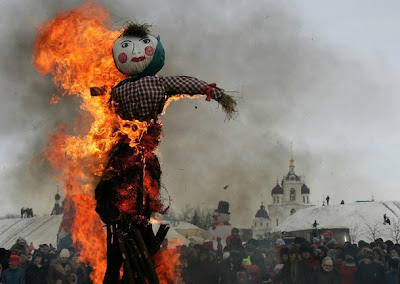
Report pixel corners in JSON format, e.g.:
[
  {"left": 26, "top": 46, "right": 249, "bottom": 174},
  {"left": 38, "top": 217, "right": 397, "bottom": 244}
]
[
  {"left": 226, "top": 228, "right": 243, "bottom": 250},
  {"left": 10, "top": 238, "right": 28, "bottom": 257},
  {"left": 354, "top": 252, "right": 385, "bottom": 284},
  {"left": 220, "top": 250, "right": 243, "bottom": 284},
  {"left": 298, "top": 243, "right": 317, "bottom": 283},
  {"left": 1, "top": 252, "right": 25, "bottom": 284},
  {"left": 25, "top": 252, "right": 48, "bottom": 284},
  {"left": 385, "top": 257, "right": 400, "bottom": 284},
  {"left": 338, "top": 253, "right": 357, "bottom": 284},
  {"left": 47, "top": 249, "right": 77, "bottom": 284},
  {"left": 322, "top": 230, "right": 337, "bottom": 246},
  {"left": 273, "top": 239, "right": 286, "bottom": 255},
  {"left": 313, "top": 256, "right": 340, "bottom": 284}
]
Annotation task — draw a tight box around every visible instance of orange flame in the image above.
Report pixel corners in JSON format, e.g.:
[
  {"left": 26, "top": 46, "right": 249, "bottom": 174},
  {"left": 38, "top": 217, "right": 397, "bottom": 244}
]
[{"left": 32, "top": 2, "right": 181, "bottom": 283}]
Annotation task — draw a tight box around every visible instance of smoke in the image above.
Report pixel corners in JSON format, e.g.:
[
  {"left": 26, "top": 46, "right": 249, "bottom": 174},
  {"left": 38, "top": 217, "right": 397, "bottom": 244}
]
[{"left": 0, "top": 0, "right": 394, "bottom": 225}]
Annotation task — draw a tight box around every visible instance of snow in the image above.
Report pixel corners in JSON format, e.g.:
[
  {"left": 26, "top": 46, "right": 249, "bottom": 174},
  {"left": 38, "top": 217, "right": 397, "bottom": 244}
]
[
  {"left": 0, "top": 215, "right": 202, "bottom": 250},
  {"left": 272, "top": 200, "right": 400, "bottom": 242},
  {"left": 0, "top": 215, "right": 62, "bottom": 249}
]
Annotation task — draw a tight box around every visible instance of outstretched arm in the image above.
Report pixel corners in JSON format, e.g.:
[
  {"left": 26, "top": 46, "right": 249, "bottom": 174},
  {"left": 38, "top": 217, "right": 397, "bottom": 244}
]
[{"left": 159, "top": 76, "right": 237, "bottom": 119}]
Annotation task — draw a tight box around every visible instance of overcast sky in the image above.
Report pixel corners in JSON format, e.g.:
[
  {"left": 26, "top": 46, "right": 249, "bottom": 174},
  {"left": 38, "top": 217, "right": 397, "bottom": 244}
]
[{"left": 0, "top": 0, "right": 400, "bottom": 227}]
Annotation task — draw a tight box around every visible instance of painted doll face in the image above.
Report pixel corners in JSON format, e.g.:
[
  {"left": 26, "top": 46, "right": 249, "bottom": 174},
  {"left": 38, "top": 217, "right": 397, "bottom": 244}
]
[{"left": 113, "top": 35, "right": 158, "bottom": 76}]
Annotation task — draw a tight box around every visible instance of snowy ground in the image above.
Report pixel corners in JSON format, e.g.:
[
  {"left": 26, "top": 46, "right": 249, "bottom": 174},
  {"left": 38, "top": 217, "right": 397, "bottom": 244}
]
[
  {"left": 0, "top": 215, "right": 203, "bottom": 250},
  {"left": 0, "top": 215, "right": 62, "bottom": 249},
  {"left": 273, "top": 200, "right": 400, "bottom": 242}
]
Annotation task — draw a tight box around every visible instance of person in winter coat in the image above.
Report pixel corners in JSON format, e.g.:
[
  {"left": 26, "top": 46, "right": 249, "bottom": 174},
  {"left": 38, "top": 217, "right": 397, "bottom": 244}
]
[
  {"left": 220, "top": 250, "right": 243, "bottom": 284},
  {"left": 298, "top": 243, "right": 320, "bottom": 284},
  {"left": 354, "top": 252, "right": 385, "bottom": 284},
  {"left": 322, "top": 230, "right": 337, "bottom": 246},
  {"left": 274, "top": 248, "right": 300, "bottom": 284},
  {"left": 226, "top": 228, "right": 243, "bottom": 249},
  {"left": 385, "top": 257, "right": 400, "bottom": 284},
  {"left": 47, "top": 249, "right": 77, "bottom": 284},
  {"left": 338, "top": 255, "right": 357, "bottom": 284},
  {"left": 10, "top": 239, "right": 28, "bottom": 257},
  {"left": 189, "top": 248, "right": 221, "bottom": 284},
  {"left": 1, "top": 252, "right": 25, "bottom": 284},
  {"left": 25, "top": 252, "right": 48, "bottom": 284},
  {"left": 313, "top": 256, "right": 340, "bottom": 284},
  {"left": 273, "top": 239, "right": 286, "bottom": 255}
]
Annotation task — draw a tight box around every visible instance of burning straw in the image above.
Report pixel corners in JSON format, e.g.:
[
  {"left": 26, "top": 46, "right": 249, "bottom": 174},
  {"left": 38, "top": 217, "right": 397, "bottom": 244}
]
[{"left": 218, "top": 93, "right": 238, "bottom": 120}]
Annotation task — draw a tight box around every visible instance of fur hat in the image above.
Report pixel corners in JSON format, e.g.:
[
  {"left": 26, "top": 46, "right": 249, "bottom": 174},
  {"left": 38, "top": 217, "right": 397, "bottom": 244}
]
[
  {"left": 33, "top": 251, "right": 43, "bottom": 259},
  {"left": 299, "top": 243, "right": 313, "bottom": 254},
  {"left": 363, "top": 252, "right": 374, "bottom": 261},
  {"left": 59, "top": 248, "right": 70, "bottom": 258},
  {"left": 9, "top": 252, "right": 19, "bottom": 264}
]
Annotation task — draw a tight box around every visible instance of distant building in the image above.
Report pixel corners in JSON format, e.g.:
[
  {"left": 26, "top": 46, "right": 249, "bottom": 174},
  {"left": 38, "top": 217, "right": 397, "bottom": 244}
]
[
  {"left": 252, "top": 203, "right": 270, "bottom": 239},
  {"left": 268, "top": 153, "right": 314, "bottom": 230},
  {"left": 252, "top": 153, "right": 314, "bottom": 238}
]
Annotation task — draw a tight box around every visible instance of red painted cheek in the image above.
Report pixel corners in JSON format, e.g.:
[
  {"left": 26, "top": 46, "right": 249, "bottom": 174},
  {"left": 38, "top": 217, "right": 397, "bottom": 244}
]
[
  {"left": 118, "top": 53, "right": 127, "bottom": 63},
  {"left": 145, "top": 46, "right": 155, "bottom": 56}
]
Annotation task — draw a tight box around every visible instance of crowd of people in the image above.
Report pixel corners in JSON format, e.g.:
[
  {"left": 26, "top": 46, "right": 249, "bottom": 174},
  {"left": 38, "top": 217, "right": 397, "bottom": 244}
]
[
  {"left": 0, "top": 237, "right": 90, "bottom": 284},
  {"left": 1, "top": 229, "right": 400, "bottom": 283},
  {"left": 174, "top": 228, "right": 400, "bottom": 284}
]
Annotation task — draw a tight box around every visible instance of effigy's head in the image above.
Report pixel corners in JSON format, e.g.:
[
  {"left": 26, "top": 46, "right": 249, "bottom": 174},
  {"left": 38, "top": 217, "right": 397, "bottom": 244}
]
[{"left": 113, "top": 23, "right": 165, "bottom": 76}]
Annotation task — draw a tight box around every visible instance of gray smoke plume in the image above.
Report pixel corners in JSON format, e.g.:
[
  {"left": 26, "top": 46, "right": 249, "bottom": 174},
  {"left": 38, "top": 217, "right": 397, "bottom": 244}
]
[{"left": 0, "top": 0, "right": 391, "bottom": 225}]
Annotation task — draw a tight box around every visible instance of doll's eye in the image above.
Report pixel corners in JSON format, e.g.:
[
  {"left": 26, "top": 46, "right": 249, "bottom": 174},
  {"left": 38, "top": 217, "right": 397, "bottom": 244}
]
[
  {"left": 121, "top": 41, "right": 130, "bottom": 48},
  {"left": 141, "top": 38, "right": 151, "bottom": 44}
]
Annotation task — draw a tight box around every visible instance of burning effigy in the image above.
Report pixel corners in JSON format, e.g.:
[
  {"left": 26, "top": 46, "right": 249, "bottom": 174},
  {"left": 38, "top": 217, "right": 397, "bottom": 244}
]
[{"left": 32, "top": 2, "right": 236, "bottom": 283}]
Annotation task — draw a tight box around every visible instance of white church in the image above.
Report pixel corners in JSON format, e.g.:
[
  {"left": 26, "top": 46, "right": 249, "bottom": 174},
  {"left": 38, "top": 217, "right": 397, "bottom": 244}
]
[{"left": 252, "top": 153, "right": 314, "bottom": 239}]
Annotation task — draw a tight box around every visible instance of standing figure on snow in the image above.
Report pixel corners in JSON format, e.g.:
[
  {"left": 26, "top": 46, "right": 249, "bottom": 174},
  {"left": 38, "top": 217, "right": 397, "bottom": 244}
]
[
  {"left": 94, "top": 23, "right": 237, "bottom": 283},
  {"left": 326, "top": 195, "right": 330, "bottom": 206}
]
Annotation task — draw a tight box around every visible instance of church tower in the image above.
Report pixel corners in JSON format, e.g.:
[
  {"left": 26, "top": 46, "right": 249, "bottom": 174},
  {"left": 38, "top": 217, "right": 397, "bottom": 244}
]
[
  {"left": 251, "top": 202, "right": 271, "bottom": 239},
  {"left": 267, "top": 152, "right": 314, "bottom": 229}
]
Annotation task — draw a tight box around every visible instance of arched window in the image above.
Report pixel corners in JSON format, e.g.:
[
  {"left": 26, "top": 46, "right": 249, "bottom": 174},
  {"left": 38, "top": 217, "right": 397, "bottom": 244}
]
[
  {"left": 254, "top": 221, "right": 257, "bottom": 227},
  {"left": 303, "top": 196, "right": 305, "bottom": 203},
  {"left": 276, "top": 219, "right": 279, "bottom": 226},
  {"left": 260, "top": 222, "right": 263, "bottom": 227},
  {"left": 277, "top": 197, "right": 280, "bottom": 203},
  {"left": 290, "top": 188, "right": 296, "bottom": 201},
  {"left": 273, "top": 197, "right": 276, "bottom": 204},
  {"left": 290, "top": 208, "right": 296, "bottom": 215},
  {"left": 307, "top": 196, "right": 309, "bottom": 203}
]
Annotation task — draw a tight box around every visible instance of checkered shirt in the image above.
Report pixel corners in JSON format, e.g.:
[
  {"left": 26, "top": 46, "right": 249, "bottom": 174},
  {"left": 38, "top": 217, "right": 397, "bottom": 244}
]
[{"left": 111, "top": 76, "right": 224, "bottom": 121}]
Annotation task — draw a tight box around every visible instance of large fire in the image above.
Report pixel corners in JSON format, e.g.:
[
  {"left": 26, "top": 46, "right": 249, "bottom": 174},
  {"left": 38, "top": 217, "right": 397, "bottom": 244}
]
[{"left": 32, "top": 2, "right": 181, "bottom": 283}]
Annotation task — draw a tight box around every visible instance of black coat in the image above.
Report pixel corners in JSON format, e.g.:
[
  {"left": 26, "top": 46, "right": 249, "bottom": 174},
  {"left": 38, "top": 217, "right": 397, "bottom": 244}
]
[
  {"left": 219, "top": 258, "right": 242, "bottom": 284},
  {"left": 313, "top": 268, "right": 340, "bottom": 284},
  {"left": 25, "top": 263, "right": 48, "bottom": 284},
  {"left": 355, "top": 261, "right": 385, "bottom": 284}
]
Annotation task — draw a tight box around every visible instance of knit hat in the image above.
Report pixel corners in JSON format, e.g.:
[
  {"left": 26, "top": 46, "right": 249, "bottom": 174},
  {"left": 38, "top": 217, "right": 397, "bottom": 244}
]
[
  {"left": 59, "top": 248, "right": 70, "bottom": 258},
  {"left": 222, "top": 252, "right": 230, "bottom": 260},
  {"left": 9, "top": 252, "right": 19, "bottom": 264},
  {"left": 275, "top": 238, "right": 285, "bottom": 246}
]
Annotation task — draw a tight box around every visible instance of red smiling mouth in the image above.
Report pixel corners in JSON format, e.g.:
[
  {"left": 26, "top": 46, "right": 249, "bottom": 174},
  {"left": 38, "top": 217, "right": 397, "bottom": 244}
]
[{"left": 131, "top": 56, "right": 146, "bottom": 62}]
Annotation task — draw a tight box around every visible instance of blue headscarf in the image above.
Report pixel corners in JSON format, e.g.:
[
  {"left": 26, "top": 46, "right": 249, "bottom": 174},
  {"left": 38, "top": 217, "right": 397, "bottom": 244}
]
[{"left": 116, "top": 36, "right": 165, "bottom": 87}]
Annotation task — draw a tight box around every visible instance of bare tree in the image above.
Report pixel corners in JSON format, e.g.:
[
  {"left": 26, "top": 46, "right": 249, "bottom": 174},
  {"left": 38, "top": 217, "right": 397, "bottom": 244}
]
[
  {"left": 364, "top": 223, "right": 380, "bottom": 242},
  {"left": 347, "top": 221, "right": 363, "bottom": 244},
  {"left": 179, "top": 204, "right": 195, "bottom": 222},
  {"left": 390, "top": 219, "right": 400, "bottom": 244},
  {"left": 178, "top": 203, "right": 213, "bottom": 230}
]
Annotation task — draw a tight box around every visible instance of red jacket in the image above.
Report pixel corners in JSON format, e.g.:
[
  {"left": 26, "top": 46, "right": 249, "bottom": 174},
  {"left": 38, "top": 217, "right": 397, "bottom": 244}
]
[
  {"left": 339, "top": 261, "right": 357, "bottom": 284},
  {"left": 226, "top": 234, "right": 242, "bottom": 247}
]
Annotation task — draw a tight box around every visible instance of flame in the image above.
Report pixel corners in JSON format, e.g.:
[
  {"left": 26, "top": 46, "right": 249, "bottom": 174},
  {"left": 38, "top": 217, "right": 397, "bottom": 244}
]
[{"left": 32, "top": 2, "right": 181, "bottom": 283}]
